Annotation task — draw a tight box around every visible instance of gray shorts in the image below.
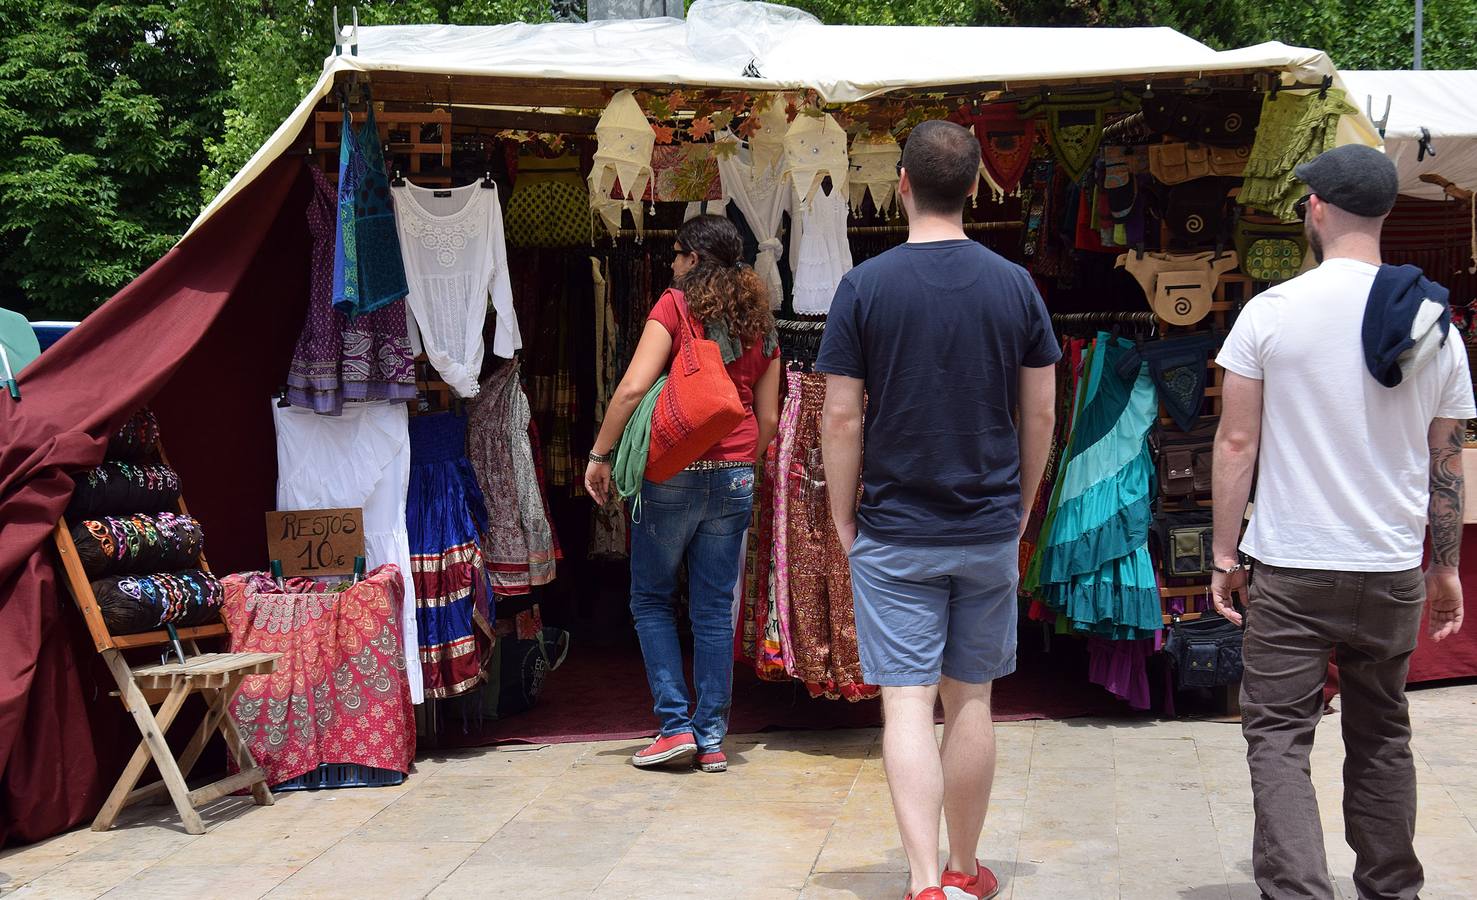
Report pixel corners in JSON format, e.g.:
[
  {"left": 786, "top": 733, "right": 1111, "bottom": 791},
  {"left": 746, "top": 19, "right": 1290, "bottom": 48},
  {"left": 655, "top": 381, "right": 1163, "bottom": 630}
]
[{"left": 848, "top": 532, "right": 1020, "bottom": 687}]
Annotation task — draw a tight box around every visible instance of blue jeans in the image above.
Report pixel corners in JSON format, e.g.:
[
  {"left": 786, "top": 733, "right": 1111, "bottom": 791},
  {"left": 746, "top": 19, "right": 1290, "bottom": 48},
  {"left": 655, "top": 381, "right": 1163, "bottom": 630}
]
[{"left": 629, "top": 467, "right": 755, "bottom": 752}]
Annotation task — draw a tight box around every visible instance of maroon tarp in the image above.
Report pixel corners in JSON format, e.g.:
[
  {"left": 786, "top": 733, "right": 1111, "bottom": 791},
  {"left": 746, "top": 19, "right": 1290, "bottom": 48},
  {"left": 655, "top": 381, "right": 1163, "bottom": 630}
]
[
  {"left": 1407, "top": 527, "right": 1477, "bottom": 683},
  {"left": 0, "top": 158, "right": 304, "bottom": 846},
  {"left": 1382, "top": 197, "right": 1477, "bottom": 304}
]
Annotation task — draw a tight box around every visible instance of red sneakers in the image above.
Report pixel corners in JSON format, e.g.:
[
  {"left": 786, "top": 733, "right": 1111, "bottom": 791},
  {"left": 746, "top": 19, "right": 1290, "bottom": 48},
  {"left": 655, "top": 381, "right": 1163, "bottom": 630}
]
[
  {"left": 906, "top": 890, "right": 949, "bottom": 900},
  {"left": 694, "top": 750, "right": 728, "bottom": 772},
  {"left": 631, "top": 732, "right": 698, "bottom": 767},
  {"left": 941, "top": 859, "right": 1001, "bottom": 899}
]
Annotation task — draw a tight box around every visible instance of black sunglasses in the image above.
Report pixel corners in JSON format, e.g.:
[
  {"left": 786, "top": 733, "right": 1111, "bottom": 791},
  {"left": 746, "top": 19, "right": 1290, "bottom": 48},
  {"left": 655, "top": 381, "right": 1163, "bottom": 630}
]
[{"left": 1293, "top": 194, "right": 1312, "bottom": 221}]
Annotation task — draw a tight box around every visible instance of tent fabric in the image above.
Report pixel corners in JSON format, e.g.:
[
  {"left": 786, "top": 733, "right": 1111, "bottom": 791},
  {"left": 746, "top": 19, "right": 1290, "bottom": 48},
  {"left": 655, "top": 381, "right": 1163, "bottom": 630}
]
[
  {"left": 0, "top": 159, "right": 303, "bottom": 846},
  {"left": 191, "top": 2, "right": 1375, "bottom": 238},
  {"left": 1339, "top": 70, "right": 1477, "bottom": 200},
  {"left": 1408, "top": 528, "right": 1477, "bottom": 683}
]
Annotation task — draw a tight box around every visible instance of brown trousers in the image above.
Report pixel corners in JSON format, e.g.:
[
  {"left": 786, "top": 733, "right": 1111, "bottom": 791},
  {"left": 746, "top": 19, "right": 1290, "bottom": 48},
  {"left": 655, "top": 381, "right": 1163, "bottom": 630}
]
[{"left": 1241, "top": 562, "right": 1427, "bottom": 900}]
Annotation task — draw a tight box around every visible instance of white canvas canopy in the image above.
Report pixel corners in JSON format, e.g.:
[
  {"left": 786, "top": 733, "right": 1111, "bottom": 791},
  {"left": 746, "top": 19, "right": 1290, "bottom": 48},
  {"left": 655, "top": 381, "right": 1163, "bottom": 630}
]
[
  {"left": 1338, "top": 70, "right": 1477, "bottom": 201},
  {"left": 190, "top": 0, "right": 1379, "bottom": 236}
]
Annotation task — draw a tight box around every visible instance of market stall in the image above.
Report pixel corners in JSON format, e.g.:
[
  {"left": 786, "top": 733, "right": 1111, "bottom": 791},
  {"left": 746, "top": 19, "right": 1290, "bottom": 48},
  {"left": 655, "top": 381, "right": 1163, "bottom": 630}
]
[{"left": 2, "top": 0, "right": 1386, "bottom": 845}]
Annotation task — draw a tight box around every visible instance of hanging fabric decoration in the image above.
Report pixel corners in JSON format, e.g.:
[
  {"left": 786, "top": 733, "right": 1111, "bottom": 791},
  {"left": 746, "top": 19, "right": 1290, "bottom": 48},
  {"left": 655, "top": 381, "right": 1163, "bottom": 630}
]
[
  {"left": 1238, "top": 88, "right": 1357, "bottom": 222},
  {"left": 847, "top": 132, "right": 901, "bottom": 216},
  {"left": 749, "top": 94, "right": 791, "bottom": 173},
  {"left": 951, "top": 103, "right": 1036, "bottom": 197},
  {"left": 588, "top": 89, "right": 655, "bottom": 240},
  {"left": 783, "top": 111, "right": 849, "bottom": 211},
  {"left": 644, "top": 144, "right": 723, "bottom": 203},
  {"left": 1021, "top": 91, "right": 1125, "bottom": 184},
  {"left": 1046, "top": 105, "right": 1106, "bottom": 183}
]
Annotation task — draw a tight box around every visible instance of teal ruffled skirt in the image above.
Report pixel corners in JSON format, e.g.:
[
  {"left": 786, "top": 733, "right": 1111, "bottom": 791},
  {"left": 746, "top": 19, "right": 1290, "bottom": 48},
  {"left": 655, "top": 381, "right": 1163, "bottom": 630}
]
[{"left": 1037, "top": 334, "right": 1160, "bottom": 640}]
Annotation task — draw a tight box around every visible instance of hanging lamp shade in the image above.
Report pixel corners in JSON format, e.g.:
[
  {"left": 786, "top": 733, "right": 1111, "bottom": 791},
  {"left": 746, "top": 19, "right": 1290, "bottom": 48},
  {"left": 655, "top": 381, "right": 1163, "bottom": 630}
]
[
  {"left": 783, "top": 111, "right": 849, "bottom": 210},
  {"left": 749, "top": 94, "right": 790, "bottom": 172},
  {"left": 589, "top": 89, "right": 655, "bottom": 239},
  {"left": 848, "top": 132, "right": 901, "bottom": 216}
]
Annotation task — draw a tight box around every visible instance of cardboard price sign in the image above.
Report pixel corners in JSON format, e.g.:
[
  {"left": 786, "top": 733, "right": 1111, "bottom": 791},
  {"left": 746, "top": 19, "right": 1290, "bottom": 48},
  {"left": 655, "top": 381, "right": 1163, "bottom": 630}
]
[{"left": 266, "top": 508, "right": 365, "bottom": 577}]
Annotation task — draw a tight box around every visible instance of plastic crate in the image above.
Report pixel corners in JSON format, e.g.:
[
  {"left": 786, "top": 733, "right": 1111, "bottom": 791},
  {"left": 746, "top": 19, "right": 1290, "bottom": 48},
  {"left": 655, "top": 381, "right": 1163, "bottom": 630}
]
[{"left": 273, "top": 763, "right": 406, "bottom": 792}]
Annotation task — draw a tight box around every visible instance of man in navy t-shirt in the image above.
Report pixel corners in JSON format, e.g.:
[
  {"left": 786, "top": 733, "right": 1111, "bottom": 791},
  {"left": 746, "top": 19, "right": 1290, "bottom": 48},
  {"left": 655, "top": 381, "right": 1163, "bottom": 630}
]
[{"left": 817, "top": 120, "right": 1059, "bottom": 900}]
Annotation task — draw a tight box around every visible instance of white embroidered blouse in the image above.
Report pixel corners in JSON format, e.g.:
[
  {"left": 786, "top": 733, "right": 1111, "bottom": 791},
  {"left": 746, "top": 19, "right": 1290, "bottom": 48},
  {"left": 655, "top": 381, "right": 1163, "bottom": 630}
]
[{"left": 392, "top": 182, "right": 521, "bottom": 397}]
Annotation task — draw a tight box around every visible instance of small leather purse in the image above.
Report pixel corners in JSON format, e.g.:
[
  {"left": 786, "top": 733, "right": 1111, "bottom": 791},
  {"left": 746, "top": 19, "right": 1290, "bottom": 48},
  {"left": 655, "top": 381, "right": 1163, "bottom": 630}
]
[
  {"left": 1154, "top": 507, "right": 1214, "bottom": 578},
  {"left": 1156, "top": 418, "right": 1218, "bottom": 499},
  {"left": 1166, "top": 614, "right": 1244, "bottom": 689},
  {"left": 1234, "top": 218, "right": 1308, "bottom": 283}
]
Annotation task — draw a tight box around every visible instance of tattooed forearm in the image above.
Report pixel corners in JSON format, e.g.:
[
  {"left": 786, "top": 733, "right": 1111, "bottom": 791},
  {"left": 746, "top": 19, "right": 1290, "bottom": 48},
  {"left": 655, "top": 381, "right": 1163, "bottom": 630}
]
[{"left": 1428, "top": 419, "right": 1466, "bottom": 568}]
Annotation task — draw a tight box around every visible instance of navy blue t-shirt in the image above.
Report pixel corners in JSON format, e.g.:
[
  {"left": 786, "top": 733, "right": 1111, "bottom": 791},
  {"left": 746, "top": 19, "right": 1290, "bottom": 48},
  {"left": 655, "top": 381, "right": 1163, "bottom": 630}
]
[{"left": 815, "top": 239, "right": 1060, "bottom": 546}]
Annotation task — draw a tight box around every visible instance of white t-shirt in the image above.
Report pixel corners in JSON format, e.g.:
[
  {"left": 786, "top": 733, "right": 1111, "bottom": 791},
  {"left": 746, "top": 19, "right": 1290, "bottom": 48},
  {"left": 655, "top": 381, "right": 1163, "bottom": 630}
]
[{"left": 1217, "top": 257, "right": 1476, "bottom": 571}]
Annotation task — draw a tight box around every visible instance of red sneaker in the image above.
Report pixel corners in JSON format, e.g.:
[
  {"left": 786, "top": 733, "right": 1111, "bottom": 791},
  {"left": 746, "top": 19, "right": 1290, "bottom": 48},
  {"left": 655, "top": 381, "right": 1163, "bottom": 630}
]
[
  {"left": 906, "top": 890, "right": 949, "bottom": 900},
  {"left": 694, "top": 750, "right": 727, "bottom": 772},
  {"left": 941, "top": 859, "right": 1000, "bottom": 899},
  {"left": 631, "top": 732, "right": 697, "bottom": 767}
]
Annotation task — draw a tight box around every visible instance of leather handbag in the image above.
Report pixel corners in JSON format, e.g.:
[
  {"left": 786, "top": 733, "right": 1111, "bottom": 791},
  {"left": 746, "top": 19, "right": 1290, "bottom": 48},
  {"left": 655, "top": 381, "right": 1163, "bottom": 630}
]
[
  {"left": 1234, "top": 218, "right": 1307, "bottom": 283},
  {"left": 1166, "top": 614, "right": 1244, "bottom": 689},
  {"left": 645, "top": 290, "right": 745, "bottom": 483},
  {"left": 1154, "top": 507, "right": 1214, "bottom": 578},
  {"left": 1163, "top": 178, "right": 1235, "bottom": 250},
  {"left": 1148, "top": 142, "right": 1250, "bottom": 185},
  {"left": 1156, "top": 418, "right": 1218, "bottom": 499},
  {"left": 1141, "top": 92, "right": 1263, "bottom": 147}
]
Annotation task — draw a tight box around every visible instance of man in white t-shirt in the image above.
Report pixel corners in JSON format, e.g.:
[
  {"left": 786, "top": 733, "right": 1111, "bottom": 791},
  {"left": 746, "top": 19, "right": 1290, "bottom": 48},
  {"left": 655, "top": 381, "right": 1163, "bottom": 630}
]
[{"left": 1211, "top": 144, "right": 1474, "bottom": 900}]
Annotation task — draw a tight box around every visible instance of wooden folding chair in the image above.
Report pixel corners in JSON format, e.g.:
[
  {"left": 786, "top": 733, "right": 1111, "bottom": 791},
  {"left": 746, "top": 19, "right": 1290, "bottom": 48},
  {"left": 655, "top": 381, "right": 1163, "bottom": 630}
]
[{"left": 52, "top": 491, "right": 281, "bottom": 834}]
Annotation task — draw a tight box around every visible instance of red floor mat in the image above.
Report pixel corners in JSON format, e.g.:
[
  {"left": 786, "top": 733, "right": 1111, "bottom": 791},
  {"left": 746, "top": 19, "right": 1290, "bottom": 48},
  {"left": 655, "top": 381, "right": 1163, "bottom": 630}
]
[{"left": 432, "top": 633, "right": 1131, "bottom": 748}]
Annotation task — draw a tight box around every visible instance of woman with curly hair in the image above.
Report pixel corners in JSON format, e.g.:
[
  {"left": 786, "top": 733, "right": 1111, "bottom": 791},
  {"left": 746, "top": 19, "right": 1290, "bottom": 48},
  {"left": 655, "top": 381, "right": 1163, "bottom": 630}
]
[{"left": 584, "top": 214, "right": 781, "bottom": 773}]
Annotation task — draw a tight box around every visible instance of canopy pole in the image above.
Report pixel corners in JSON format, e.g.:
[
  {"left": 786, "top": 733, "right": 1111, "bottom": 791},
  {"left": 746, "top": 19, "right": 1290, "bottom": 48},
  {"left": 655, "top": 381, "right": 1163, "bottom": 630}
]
[{"left": 1415, "top": 0, "right": 1424, "bottom": 69}]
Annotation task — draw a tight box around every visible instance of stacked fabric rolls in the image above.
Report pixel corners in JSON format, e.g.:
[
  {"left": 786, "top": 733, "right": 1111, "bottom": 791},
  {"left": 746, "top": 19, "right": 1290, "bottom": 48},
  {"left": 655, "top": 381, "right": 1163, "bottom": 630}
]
[{"left": 67, "top": 409, "right": 223, "bottom": 635}]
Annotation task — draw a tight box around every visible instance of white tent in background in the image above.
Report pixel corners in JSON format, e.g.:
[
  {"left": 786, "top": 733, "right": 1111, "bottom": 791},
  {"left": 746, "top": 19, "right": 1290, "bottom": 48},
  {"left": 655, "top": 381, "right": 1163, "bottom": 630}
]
[{"left": 1339, "top": 69, "right": 1477, "bottom": 200}]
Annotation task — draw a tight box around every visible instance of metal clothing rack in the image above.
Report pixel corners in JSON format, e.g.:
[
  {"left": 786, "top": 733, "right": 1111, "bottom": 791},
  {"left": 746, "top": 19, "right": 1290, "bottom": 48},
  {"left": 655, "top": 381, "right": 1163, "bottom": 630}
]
[
  {"left": 1050, "top": 311, "right": 1157, "bottom": 327},
  {"left": 774, "top": 317, "right": 827, "bottom": 332},
  {"left": 616, "top": 221, "right": 1024, "bottom": 239}
]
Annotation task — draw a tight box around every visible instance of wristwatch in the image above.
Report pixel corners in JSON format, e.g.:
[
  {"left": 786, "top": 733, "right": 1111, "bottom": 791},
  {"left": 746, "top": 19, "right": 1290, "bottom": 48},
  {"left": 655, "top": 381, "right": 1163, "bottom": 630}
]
[{"left": 1212, "top": 561, "right": 1246, "bottom": 576}]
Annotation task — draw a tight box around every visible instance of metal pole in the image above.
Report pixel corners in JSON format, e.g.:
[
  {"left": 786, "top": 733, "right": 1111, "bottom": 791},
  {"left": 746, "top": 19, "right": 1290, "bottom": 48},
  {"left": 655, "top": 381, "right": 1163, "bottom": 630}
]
[{"left": 1415, "top": 0, "right": 1424, "bottom": 69}]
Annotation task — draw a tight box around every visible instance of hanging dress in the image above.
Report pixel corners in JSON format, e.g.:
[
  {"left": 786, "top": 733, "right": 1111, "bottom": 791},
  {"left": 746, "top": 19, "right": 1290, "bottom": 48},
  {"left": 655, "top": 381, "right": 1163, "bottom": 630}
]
[
  {"left": 466, "top": 359, "right": 557, "bottom": 596},
  {"left": 1036, "top": 334, "right": 1161, "bottom": 641},
  {"left": 408, "top": 412, "right": 492, "bottom": 699},
  {"left": 288, "top": 165, "right": 416, "bottom": 415},
  {"left": 332, "top": 104, "right": 409, "bottom": 318},
  {"left": 393, "top": 182, "right": 521, "bottom": 398},
  {"left": 789, "top": 186, "right": 853, "bottom": 314},
  {"left": 273, "top": 400, "right": 422, "bottom": 703},
  {"left": 713, "top": 131, "right": 792, "bottom": 310}
]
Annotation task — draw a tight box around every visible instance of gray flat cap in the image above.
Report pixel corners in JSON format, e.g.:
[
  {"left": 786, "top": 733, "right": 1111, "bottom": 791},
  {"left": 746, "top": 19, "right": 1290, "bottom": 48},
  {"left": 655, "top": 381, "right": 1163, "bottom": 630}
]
[{"left": 1293, "top": 144, "right": 1400, "bottom": 217}]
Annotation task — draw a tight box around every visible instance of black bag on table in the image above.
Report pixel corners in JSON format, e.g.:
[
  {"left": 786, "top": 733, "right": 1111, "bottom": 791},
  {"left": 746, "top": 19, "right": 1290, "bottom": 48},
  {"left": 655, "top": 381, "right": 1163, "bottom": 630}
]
[
  {"left": 1165, "top": 614, "right": 1244, "bottom": 689},
  {"left": 484, "top": 627, "right": 570, "bottom": 719}
]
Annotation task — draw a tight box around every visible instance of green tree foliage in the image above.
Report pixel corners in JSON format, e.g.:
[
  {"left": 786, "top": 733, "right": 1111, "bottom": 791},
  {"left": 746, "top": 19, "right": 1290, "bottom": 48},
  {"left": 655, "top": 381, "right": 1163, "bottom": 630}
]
[
  {"left": 194, "top": 1, "right": 552, "bottom": 201},
  {"left": 3, "top": 0, "right": 1474, "bottom": 318},
  {"left": 0, "top": 2, "right": 232, "bottom": 318}
]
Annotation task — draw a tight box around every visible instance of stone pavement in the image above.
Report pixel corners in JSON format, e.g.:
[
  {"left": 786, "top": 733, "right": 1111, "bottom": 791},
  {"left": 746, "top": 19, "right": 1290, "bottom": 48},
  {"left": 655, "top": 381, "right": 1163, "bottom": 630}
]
[{"left": 2, "top": 685, "right": 1474, "bottom": 900}]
